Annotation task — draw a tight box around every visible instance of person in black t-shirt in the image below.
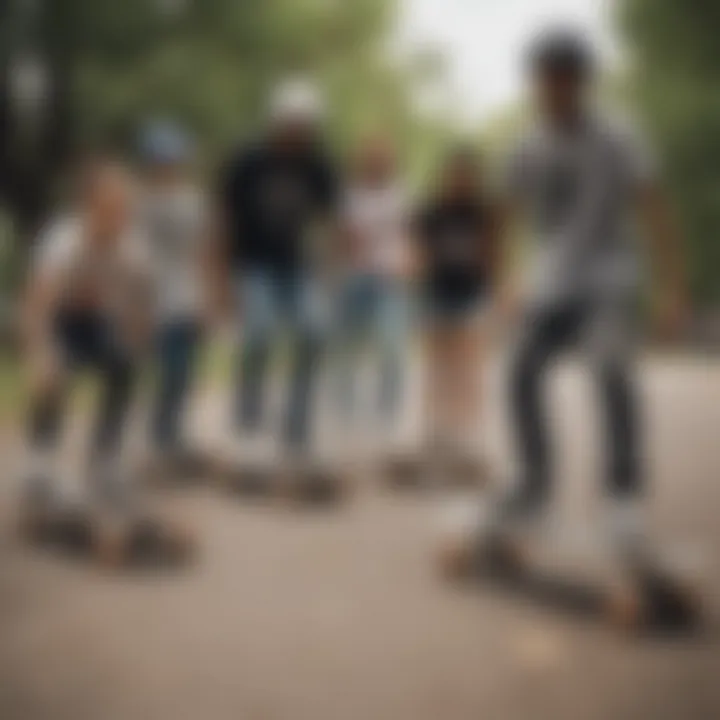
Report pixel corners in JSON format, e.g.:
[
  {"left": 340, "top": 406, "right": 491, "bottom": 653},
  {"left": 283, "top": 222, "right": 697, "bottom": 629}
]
[
  {"left": 216, "top": 79, "right": 339, "bottom": 461},
  {"left": 414, "top": 147, "right": 499, "bottom": 466}
]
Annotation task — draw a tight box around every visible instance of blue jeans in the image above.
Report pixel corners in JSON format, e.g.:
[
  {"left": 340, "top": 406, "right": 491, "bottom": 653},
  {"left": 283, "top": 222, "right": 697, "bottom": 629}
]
[
  {"left": 152, "top": 319, "right": 202, "bottom": 450},
  {"left": 333, "top": 273, "right": 409, "bottom": 425},
  {"left": 235, "top": 268, "right": 328, "bottom": 448}
]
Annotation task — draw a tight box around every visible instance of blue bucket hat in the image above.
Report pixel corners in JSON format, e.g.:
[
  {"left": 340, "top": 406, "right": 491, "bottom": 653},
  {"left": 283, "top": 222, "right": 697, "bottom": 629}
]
[{"left": 139, "top": 120, "right": 194, "bottom": 166}]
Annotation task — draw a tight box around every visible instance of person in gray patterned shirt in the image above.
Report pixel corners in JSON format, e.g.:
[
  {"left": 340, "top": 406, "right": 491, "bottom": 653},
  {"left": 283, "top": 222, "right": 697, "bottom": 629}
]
[{"left": 495, "top": 27, "right": 688, "bottom": 550}]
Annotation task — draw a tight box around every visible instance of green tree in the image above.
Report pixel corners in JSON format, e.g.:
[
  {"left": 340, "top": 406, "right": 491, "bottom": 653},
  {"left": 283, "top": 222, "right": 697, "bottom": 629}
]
[
  {"left": 1, "top": 0, "right": 449, "bottom": 226},
  {"left": 620, "top": 0, "right": 720, "bottom": 307}
]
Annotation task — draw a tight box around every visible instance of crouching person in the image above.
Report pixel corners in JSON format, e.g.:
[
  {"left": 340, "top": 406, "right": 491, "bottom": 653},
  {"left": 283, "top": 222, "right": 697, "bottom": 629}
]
[{"left": 19, "top": 159, "right": 193, "bottom": 566}]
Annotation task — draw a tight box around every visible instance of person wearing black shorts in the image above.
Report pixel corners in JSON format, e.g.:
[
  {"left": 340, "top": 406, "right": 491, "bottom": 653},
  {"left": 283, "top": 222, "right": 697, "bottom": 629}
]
[{"left": 414, "top": 147, "right": 500, "bottom": 467}]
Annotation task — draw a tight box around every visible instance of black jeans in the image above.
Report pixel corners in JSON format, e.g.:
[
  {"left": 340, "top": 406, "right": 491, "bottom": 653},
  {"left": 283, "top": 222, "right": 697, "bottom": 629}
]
[
  {"left": 28, "top": 313, "right": 136, "bottom": 459},
  {"left": 510, "top": 299, "right": 640, "bottom": 502}
]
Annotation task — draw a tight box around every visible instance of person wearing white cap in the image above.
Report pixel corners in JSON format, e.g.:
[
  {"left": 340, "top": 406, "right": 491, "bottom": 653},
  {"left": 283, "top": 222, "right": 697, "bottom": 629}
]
[{"left": 216, "top": 77, "right": 339, "bottom": 470}]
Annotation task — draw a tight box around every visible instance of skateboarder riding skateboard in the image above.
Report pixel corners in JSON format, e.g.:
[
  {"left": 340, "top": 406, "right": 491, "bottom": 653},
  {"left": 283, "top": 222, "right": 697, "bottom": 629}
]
[
  {"left": 19, "top": 158, "right": 192, "bottom": 564},
  {"left": 216, "top": 78, "right": 340, "bottom": 491},
  {"left": 450, "top": 27, "right": 687, "bottom": 554}
]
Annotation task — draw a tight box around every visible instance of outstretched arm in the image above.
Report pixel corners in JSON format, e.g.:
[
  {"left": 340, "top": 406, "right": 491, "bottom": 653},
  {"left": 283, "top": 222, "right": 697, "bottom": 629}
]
[
  {"left": 203, "top": 200, "right": 232, "bottom": 327},
  {"left": 22, "top": 261, "right": 63, "bottom": 394},
  {"left": 636, "top": 184, "right": 689, "bottom": 341}
]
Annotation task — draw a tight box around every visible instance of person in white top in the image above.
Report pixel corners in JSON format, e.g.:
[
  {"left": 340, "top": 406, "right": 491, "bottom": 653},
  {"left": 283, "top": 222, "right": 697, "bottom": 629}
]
[
  {"left": 20, "top": 158, "right": 153, "bottom": 511},
  {"left": 137, "top": 121, "right": 210, "bottom": 462},
  {"left": 333, "top": 134, "right": 412, "bottom": 438}
]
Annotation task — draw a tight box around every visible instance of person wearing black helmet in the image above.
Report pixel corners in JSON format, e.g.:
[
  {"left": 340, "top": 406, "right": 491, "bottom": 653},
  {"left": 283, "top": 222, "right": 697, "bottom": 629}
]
[{"left": 444, "top": 28, "right": 687, "bottom": 553}]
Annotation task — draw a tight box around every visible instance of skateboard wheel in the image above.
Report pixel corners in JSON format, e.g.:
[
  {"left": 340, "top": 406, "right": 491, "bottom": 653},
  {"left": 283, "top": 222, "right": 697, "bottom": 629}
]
[
  {"left": 131, "top": 516, "right": 197, "bottom": 565},
  {"left": 449, "top": 459, "right": 488, "bottom": 489},
  {"left": 162, "top": 520, "right": 196, "bottom": 562},
  {"left": 640, "top": 574, "right": 702, "bottom": 629},
  {"left": 385, "top": 456, "right": 425, "bottom": 487},
  {"left": 606, "top": 586, "right": 644, "bottom": 630},
  {"left": 437, "top": 534, "right": 475, "bottom": 579},
  {"left": 17, "top": 507, "right": 43, "bottom": 542},
  {"left": 95, "top": 523, "right": 129, "bottom": 568},
  {"left": 284, "top": 468, "right": 344, "bottom": 505}
]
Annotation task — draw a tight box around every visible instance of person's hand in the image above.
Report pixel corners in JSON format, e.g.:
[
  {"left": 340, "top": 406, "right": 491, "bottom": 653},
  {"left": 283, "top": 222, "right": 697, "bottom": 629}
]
[{"left": 29, "top": 343, "right": 62, "bottom": 395}]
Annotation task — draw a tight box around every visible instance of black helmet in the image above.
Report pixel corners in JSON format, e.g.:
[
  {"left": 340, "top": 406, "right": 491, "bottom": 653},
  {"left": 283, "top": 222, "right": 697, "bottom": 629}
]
[{"left": 527, "top": 27, "right": 595, "bottom": 79}]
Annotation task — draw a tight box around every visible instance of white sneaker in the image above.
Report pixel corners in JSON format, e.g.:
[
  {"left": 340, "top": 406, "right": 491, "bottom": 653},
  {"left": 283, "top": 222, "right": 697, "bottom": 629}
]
[
  {"left": 226, "top": 432, "right": 278, "bottom": 468},
  {"left": 22, "top": 447, "right": 54, "bottom": 493},
  {"left": 21, "top": 448, "right": 62, "bottom": 510},
  {"left": 604, "top": 497, "right": 649, "bottom": 559},
  {"left": 87, "top": 454, "right": 136, "bottom": 514}
]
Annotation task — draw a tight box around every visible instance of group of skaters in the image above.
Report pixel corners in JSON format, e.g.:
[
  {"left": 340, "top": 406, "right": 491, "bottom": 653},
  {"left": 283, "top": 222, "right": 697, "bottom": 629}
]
[{"left": 19, "top": 28, "right": 686, "bottom": 559}]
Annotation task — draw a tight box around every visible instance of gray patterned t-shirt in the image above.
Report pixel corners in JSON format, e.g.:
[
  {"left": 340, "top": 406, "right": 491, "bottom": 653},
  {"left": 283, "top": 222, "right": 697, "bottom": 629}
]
[{"left": 506, "top": 116, "right": 656, "bottom": 306}]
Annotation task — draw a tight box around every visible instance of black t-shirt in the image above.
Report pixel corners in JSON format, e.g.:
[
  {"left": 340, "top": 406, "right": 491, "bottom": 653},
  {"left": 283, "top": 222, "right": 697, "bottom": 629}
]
[
  {"left": 415, "top": 198, "right": 493, "bottom": 302},
  {"left": 219, "top": 141, "right": 338, "bottom": 272}
]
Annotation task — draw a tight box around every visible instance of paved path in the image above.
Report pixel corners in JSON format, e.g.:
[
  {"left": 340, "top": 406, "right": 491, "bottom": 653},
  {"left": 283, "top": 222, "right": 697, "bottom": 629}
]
[{"left": 1, "top": 356, "right": 719, "bottom": 720}]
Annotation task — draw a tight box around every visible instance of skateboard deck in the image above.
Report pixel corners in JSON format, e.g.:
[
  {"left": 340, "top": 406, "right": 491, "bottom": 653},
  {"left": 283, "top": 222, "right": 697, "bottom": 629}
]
[
  {"left": 18, "top": 500, "right": 195, "bottom": 569},
  {"left": 215, "top": 453, "right": 350, "bottom": 505},
  {"left": 383, "top": 451, "right": 486, "bottom": 490},
  {"left": 383, "top": 453, "right": 428, "bottom": 487},
  {"left": 437, "top": 508, "right": 702, "bottom": 632},
  {"left": 142, "top": 446, "right": 213, "bottom": 485}
]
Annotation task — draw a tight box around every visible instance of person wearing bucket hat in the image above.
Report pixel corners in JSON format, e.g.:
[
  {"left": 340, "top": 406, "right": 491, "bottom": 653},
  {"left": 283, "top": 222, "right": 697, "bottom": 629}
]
[{"left": 137, "top": 120, "right": 211, "bottom": 475}]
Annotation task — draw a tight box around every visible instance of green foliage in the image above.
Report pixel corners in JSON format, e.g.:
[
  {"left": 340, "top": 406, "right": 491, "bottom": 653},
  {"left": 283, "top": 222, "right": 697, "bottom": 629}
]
[
  {"left": 30, "top": 0, "right": 443, "bottom": 173},
  {"left": 619, "top": 0, "right": 720, "bottom": 306}
]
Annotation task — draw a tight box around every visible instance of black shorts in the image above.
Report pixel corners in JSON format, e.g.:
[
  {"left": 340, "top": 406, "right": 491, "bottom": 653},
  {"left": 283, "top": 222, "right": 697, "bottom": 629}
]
[
  {"left": 54, "top": 312, "right": 128, "bottom": 370},
  {"left": 425, "top": 288, "right": 489, "bottom": 326}
]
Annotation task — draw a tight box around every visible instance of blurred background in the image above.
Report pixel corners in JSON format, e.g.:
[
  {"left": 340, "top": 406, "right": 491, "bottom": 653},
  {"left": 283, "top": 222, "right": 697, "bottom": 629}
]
[
  {"left": 0, "top": 0, "right": 718, "bottom": 325},
  {"left": 0, "top": 2, "right": 719, "bottom": 719}
]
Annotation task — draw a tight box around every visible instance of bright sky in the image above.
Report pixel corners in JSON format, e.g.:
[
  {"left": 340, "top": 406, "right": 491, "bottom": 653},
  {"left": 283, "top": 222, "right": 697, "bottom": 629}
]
[{"left": 395, "top": 0, "right": 618, "bottom": 123}]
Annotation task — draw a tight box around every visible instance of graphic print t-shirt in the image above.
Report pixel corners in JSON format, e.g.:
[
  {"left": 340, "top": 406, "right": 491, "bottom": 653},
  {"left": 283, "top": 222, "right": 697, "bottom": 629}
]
[
  {"left": 415, "top": 198, "right": 492, "bottom": 304},
  {"left": 341, "top": 181, "right": 410, "bottom": 276},
  {"left": 139, "top": 183, "right": 208, "bottom": 321},
  {"left": 505, "top": 116, "right": 656, "bottom": 304},
  {"left": 219, "top": 141, "right": 338, "bottom": 273}
]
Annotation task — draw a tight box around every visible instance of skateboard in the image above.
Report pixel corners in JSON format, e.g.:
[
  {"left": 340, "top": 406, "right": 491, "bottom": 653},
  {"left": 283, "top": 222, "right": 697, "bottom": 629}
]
[
  {"left": 141, "top": 446, "right": 212, "bottom": 485},
  {"left": 383, "top": 450, "right": 486, "bottom": 490},
  {"left": 18, "top": 499, "right": 196, "bottom": 569},
  {"left": 382, "top": 452, "right": 428, "bottom": 488},
  {"left": 436, "top": 504, "right": 702, "bottom": 632},
  {"left": 215, "top": 453, "right": 350, "bottom": 506}
]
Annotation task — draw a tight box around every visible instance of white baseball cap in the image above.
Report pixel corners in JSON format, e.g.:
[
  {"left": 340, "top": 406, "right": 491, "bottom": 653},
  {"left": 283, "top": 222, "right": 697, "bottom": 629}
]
[{"left": 269, "top": 78, "right": 325, "bottom": 125}]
